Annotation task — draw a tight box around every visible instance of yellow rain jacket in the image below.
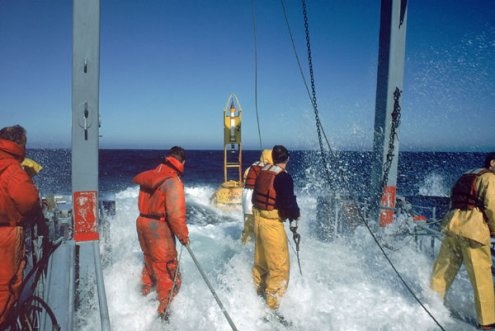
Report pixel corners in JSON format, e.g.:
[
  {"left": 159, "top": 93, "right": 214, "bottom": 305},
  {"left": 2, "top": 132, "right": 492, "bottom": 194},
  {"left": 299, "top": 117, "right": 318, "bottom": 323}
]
[
  {"left": 431, "top": 169, "right": 495, "bottom": 326},
  {"left": 21, "top": 158, "right": 43, "bottom": 178},
  {"left": 443, "top": 169, "right": 495, "bottom": 245}
]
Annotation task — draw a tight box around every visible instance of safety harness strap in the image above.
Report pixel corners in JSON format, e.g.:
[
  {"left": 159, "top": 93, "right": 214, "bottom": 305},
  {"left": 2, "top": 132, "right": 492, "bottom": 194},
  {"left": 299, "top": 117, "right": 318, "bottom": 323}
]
[{"left": 139, "top": 213, "right": 166, "bottom": 221}]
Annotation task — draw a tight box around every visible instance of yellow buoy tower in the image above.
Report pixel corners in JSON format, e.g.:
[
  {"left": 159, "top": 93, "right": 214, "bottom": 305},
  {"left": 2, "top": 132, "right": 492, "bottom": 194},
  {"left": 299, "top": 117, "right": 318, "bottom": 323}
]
[{"left": 213, "top": 94, "right": 243, "bottom": 207}]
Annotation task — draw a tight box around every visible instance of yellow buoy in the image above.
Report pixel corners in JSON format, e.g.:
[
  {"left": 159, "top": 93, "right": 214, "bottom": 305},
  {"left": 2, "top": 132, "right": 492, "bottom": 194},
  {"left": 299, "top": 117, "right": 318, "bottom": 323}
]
[
  {"left": 213, "top": 94, "right": 243, "bottom": 208},
  {"left": 214, "top": 180, "right": 243, "bottom": 206}
]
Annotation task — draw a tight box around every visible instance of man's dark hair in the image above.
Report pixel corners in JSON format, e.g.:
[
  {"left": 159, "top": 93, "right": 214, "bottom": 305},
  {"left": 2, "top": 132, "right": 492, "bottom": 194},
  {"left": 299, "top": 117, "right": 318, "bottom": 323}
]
[
  {"left": 484, "top": 152, "right": 495, "bottom": 168},
  {"left": 167, "top": 146, "right": 186, "bottom": 162},
  {"left": 272, "top": 145, "right": 289, "bottom": 164},
  {"left": 0, "top": 125, "right": 27, "bottom": 145}
]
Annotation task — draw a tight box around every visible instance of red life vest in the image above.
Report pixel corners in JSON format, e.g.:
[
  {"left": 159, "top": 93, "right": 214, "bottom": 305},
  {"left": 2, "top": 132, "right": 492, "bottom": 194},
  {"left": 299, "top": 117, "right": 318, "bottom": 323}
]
[
  {"left": 252, "top": 165, "right": 284, "bottom": 211},
  {"left": 450, "top": 168, "right": 491, "bottom": 211},
  {"left": 244, "top": 161, "right": 265, "bottom": 189}
]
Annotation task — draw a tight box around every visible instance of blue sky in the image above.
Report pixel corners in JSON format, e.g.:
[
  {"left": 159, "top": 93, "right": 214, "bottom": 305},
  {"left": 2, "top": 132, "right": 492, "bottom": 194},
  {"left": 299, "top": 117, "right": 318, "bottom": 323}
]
[{"left": 0, "top": 0, "right": 494, "bottom": 151}]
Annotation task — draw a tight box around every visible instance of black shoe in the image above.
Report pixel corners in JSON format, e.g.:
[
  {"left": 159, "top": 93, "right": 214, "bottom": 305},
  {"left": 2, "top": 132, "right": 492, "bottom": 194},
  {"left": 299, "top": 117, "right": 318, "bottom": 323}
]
[
  {"left": 159, "top": 312, "right": 170, "bottom": 323},
  {"left": 262, "top": 311, "right": 291, "bottom": 327},
  {"left": 273, "top": 311, "right": 291, "bottom": 327},
  {"left": 479, "top": 323, "right": 495, "bottom": 330},
  {"left": 256, "top": 287, "right": 266, "bottom": 299}
]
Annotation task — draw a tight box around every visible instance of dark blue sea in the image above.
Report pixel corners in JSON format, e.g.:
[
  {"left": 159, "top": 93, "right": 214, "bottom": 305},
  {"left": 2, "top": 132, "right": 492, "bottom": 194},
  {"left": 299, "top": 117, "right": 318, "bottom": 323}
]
[
  {"left": 26, "top": 149, "right": 485, "bottom": 330},
  {"left": 29, "top": 149, "right": 486, "bottom": 237},
  {"left": 28, "top": 148, "right": 484, "bottom": 201}
]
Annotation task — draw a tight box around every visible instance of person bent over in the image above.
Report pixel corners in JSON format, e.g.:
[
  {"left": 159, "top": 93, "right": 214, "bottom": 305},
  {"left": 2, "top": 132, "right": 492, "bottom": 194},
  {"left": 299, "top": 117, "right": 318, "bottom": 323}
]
[
  {"left": 431, "top": 152, "right": 495, "bottom": 330},
  {"left": 133, "top": 146, "right": 190, "bottom": 320}
]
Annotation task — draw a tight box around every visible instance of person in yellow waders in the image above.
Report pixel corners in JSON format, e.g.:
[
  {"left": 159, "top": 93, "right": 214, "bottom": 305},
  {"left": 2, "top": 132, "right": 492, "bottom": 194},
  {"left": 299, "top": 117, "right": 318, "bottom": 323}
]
[
  {"left": 431, "top": 152, "right": 495, "bottom": 330},
  {"left": 241, "top": 149, "right": 272, "bottom": 244},
  {"left": 251, "top": 145, "right": 300, "bottom": 318}
]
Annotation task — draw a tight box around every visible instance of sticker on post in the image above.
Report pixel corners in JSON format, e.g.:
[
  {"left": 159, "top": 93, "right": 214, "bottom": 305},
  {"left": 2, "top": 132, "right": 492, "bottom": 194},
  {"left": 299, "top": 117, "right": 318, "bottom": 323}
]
[
  {"left": 380, "top": 185, "right": 396, "bottom": 226},
  {"left": 73, "top": 191, "right": 99, "bottom": 241}
]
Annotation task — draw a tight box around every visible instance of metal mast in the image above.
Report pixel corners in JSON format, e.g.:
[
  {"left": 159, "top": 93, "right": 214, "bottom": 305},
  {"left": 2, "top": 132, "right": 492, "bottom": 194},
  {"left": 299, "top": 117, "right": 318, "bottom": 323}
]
[
  {"left": 71, "top": 0, "right": 110, "bottom": 329},
  {"left": 370, "top": 0, "right": 408, "bottom": 226}
]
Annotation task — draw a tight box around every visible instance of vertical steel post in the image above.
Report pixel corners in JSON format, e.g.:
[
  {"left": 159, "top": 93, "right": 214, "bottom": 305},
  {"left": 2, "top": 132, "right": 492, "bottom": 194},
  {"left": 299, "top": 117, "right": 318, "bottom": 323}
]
[
  {"left": 370, "top": 0, "right": 408, "bottom": 226},
  {"left": 72, "top": 0, "right": 111, "bottom": 329}
]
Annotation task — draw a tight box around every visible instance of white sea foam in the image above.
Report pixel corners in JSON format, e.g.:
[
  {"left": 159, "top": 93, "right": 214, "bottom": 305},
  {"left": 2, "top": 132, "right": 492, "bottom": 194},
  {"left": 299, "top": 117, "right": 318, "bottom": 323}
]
[{"left": 78, "top": 186, "right": 478, "bottom": 331}]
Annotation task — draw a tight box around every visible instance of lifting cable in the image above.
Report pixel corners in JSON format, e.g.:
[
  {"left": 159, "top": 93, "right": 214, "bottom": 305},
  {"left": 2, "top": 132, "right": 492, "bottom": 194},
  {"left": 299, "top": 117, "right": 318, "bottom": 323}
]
[
  {"left": 341, "top": 91, "right": 444, "bottom": 330},
  {"left": 252, "top": 0, "right": 263, "bottom": 149},
  {"left": 185, "top": 244, "right": 238, "bottom": 331},
  {"left": 337, "top": 175, "right": 446, "bottom": 331},
  {"left": 280, "top": 1, "right": 445, "bottom": 329},
  {"left": 281, "top": 0, "right": 336, "bottom": 157},
  {"left": 301, "top": 0, "right": 334, "bottom": 187},
  {"left": 280, "top": 0, "right": 337, "bottom": 187},
  {"left": 163, "top": 246, "right": 183, "bottom": 319}
]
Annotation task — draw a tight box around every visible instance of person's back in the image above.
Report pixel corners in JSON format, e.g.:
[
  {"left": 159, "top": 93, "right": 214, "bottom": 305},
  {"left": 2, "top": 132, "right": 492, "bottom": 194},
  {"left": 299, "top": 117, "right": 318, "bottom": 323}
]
[
  {"left": 133, "top": 146, "right": 189, "bottom": 320},
  {"left": 241, "top": 149, "right": 272, "bottom": 244},
  {"left": 0, "top": 125, "right": 42, "bottom": 327},
  {"left": 251, "top": 145, "right": 300, "bottom": 315},
  {"left": 431, "top": 152, "right": 495, "bottom": 330},
  {"left": 443, "top": 166, "right": 495, "bottom": 245}
]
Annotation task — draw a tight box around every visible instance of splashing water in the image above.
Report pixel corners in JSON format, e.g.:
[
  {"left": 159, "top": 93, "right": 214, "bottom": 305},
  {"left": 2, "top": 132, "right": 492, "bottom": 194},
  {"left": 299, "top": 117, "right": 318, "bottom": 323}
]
[
  {"left": 77, "top": 185, "right": 478, "bottom": 331},
  {"left": 418, "top": 173, "right": 449, "bottom": 197}
]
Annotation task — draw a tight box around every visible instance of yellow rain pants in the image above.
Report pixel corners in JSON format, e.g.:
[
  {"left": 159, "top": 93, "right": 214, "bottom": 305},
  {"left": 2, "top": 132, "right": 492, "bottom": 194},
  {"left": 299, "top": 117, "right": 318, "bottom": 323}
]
[
  {"left": 252, "top": 207, "right": 289, "bottom": 310},
  {"left": 431, "top": 232, "right": 495, "bottom": 325}
]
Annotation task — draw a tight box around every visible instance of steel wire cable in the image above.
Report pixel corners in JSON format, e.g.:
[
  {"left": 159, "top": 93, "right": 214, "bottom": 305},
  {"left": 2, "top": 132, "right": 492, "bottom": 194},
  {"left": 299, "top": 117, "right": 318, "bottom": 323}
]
[
  {"left": 280, "top": 1, "right": 445, "bottom": 329},
  {"left": 252, "top": 0, "right": 263, "bottom": 149}
]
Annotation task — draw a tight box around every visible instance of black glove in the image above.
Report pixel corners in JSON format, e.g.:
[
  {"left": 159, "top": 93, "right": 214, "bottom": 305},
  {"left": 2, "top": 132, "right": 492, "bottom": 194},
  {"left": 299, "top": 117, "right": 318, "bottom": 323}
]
[{"left": 35, "top": 215, "right": 49, "bottom": 238}]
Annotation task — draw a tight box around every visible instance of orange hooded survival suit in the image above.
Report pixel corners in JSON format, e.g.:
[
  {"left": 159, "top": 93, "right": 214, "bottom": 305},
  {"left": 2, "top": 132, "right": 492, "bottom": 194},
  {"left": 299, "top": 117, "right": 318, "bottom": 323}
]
[
  {"left": 0, "top": 139, "right": 42, "bottom": 325},
  {"left": 133, "top": 155, "right": 189, "bottom": 316}
]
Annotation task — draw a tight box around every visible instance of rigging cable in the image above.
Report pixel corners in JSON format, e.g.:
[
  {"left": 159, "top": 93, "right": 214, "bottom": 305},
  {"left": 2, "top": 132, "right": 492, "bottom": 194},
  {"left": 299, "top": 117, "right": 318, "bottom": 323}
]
[
  {"left": 163, "top": 245, "right": 183, "bottom": 319},
  {"left": 335, "top": 175, "right": 446, "bottom": 331},
  {"left": 185, "top": 244, "right": 238, "bottom": 331},
  {"left": 280, "top": 1, "right": 445, "bottom": 329},
  {"left": 280, "top": 0, "right": 338, "bottom": 187},
  {"left": 252, "top": 0, "right": 263, "bottom": 149},
  {"left": 346, "top": 91, "right": 445, "bottom": 330},
  {"left": 280, "top": 0, "right": 338, "bottom": 161},
  {"left": 301, "top": 0, "right": 334, "bottom": 187},
  {"left": 330, "top": 92, "right": 445, "bottom": 329}
]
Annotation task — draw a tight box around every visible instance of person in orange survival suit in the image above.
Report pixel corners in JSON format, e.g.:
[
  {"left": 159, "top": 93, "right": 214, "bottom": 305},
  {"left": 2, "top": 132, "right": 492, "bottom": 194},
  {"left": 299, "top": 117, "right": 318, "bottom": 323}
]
[
  {"left": 133, "top": 146, "right": 190, "bottom": 320},
  {"left": 251, "top": 145, "right": 300, "bottom": 317},
  {"left": 0, "top": 125, "right": 44, "bottom": 327}
]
